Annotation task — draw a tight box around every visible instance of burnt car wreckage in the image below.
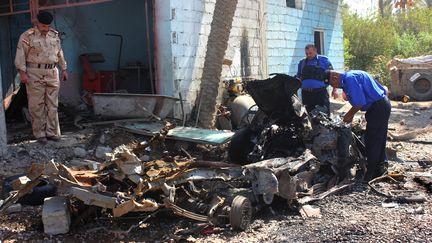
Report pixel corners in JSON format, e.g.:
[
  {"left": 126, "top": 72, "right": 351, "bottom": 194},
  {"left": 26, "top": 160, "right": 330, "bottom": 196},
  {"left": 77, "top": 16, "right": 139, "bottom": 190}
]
[{"left": 0, "top": 74, "right": 366, "bottom": 233}]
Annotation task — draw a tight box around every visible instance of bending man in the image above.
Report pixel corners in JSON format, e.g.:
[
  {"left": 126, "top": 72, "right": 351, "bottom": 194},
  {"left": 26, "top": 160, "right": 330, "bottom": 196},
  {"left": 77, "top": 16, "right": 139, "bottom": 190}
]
[{"left": 326, "top": 70, "right": 391, "bottom": 181}]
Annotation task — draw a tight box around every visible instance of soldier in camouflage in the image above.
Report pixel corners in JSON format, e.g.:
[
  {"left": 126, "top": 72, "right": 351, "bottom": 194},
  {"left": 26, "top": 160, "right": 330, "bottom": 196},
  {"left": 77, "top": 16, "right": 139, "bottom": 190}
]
[{"left": 15, "top": 11, "right": 68, "bottom": 144}]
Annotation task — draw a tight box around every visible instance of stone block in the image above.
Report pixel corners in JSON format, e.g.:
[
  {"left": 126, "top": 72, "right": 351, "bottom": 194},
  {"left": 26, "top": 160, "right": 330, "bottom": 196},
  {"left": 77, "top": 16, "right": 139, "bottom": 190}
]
[{"left": 42, "top": 196, "right": 71, "bottom": 235}]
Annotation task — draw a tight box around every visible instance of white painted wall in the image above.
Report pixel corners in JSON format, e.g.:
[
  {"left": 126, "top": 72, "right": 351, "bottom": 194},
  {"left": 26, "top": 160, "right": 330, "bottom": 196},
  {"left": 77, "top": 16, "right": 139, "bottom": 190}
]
[
  {"left": 155, "top": 0, "right": 265, "bottom": 119},
  {"left": 154, "top": 0, "right": 174, "bottom": 97},
  {"left": 266, "top": 0, "right": 344, "bottom": 75}
]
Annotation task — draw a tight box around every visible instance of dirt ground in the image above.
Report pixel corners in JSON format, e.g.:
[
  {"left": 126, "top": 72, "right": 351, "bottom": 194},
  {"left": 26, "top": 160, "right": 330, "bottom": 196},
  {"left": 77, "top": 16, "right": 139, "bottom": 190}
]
[{"left": 0, "top": 99, "right": 431, "bottom": 242}]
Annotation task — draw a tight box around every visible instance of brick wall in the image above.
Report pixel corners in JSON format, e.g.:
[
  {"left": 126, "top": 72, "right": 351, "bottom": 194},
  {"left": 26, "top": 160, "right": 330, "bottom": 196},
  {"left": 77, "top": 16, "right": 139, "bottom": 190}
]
[
  {"left": 266, "top": 0, "right": 344, "bottom": 75},
  {"left": 155, "top": 0, "right": 344, "bottom": 119},
  {"left": 161, "top": 0, "right": 265, "bottom": 119}
]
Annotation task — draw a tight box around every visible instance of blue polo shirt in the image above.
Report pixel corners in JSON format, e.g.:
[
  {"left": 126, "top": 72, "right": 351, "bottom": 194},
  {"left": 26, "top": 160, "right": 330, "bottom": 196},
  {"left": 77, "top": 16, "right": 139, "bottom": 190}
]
[
  {"left": 340, "top": 70, "right": 386, "bottom": 111},
  {"left": 296, "top": 55, "right": 333, "bottom": 88}
]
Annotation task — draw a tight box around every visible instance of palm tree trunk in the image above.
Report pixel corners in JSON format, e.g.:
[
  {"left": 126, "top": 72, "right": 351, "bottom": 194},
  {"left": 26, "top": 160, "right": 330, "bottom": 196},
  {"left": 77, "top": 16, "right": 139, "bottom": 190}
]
[
  {"left": 379, "top": 0, "right": 385, "bottom": 17},
  {"left": 196, "top": 0, "right": 238, "bottom": 128}
]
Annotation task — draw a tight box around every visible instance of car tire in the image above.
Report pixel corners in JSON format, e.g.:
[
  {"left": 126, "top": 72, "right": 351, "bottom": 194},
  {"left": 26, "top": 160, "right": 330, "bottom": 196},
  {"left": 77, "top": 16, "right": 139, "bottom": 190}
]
[
  {"left": 2, "top": 174, "right": 57, "bottom": 206},
  {"left": 228, "top": 127, "right": 255, "bottom": 165},
  {"left": 230, "top": 195, "right": 253, "bottom": 231},
  {"left": 408, "top": 72, "right": 432, "bottom": 101}
]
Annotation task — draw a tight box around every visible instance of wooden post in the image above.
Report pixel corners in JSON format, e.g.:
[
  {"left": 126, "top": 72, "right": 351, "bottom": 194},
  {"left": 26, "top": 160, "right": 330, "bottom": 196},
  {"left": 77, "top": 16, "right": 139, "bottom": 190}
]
[
  {"left": 0, "top": 71, "right": 7, "bottom": 156},
  {"left": 30, "top": 0, "right": 39, "bottom": 24}
]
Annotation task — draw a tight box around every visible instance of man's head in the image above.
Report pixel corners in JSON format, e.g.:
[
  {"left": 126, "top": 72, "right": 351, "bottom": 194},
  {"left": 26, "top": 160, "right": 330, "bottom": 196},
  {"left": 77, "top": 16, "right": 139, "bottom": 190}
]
[
  {"left": 36, "top": 11, "right": 53, "bottom": 35},
  {"left": 305, "top": 44, "right": 318, "bottom": 59},
  {"left": 325, "top": 70, "right": 343, "bottom": 88}
]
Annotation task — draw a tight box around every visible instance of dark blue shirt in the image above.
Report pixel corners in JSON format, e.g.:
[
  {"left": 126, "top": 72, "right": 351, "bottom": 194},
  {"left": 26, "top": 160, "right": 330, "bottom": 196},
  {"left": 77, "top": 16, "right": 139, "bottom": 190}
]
[
  {"left": 340, "top": 70, "right": 386, "bottom": 111},
  {"left": 296, "top": 55, "right": 333, "bottom": 88}
]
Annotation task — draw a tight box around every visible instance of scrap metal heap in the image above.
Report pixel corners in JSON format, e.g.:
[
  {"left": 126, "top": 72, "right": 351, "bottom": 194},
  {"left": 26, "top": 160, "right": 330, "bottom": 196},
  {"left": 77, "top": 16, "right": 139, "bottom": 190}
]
[{"left": 0, "top": 74, "right": 364, "bottom": 233}]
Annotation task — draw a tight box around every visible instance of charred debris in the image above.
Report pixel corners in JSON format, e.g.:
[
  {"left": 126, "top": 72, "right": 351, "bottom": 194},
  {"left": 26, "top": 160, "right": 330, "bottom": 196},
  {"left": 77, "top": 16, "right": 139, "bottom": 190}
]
[{"left": 0, "top": 74, "right": 396, "bottom": 235}]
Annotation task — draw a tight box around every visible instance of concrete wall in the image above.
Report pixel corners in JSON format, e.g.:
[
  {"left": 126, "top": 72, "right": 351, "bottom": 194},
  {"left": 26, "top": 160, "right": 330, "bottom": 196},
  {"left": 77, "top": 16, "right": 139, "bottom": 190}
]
[
  {"left": 266, "top": 0, "right": 344, "bottom": 75},
  {"left": 154, "top": 0, "right": 174, "bottom": 97},
  {"left": 0, "top": 18, "right": 15, "bottom": 98},
  {"left": 1, "top": 14, "right": 31, "bottom": 98},
  {"left": 156, "top": 0, "right": 266, "bottom": 119},
  {"left": 54, "top": 0, "right": 151, "bottom": 105}
]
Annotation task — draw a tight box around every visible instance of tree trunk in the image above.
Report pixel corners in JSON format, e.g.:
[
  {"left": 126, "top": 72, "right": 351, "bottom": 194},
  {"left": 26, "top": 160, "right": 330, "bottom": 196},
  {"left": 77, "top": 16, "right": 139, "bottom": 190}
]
[
  {"left": 197, "top": 0, "right": 238, "bottom": 128},
  {"left": 379, "top": 0, "right": 384, "bottom": 17}
]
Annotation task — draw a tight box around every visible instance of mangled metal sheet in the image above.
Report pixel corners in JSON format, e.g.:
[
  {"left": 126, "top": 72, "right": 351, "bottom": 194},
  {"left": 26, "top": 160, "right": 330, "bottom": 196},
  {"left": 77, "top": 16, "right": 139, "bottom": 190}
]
[
  {"left": 113, "top": 199, "right": 159, "bottom": 217},
  {"left": 245, "top": 74, "right": 301, "bottom": 119},
  {"left": 92, "top": 93, "right": 178, "bottom": 119},
  {"left": 1, "top": 73, "right": 371, "bottom": 234},
  {"left": 145, "top": 167, "right": 244, "bottom": 192},
  {"left": 69, "top": 187, "right": 117, "bottom": 209},
  {"left": 244, "top": 150, "right": 319, "bottom": 176},
  {"left": 112, "top": 145, "right": 143, "bottom": 175}
]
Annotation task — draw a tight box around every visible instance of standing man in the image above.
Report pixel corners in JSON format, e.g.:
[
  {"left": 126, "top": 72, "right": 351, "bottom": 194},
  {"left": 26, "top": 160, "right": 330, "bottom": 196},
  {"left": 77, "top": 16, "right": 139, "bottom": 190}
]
[
  {"left": 15, "top": 11, "right": 68, "bottom": 144},
  {"left": 326, "top": 70, "right": 391, "bottom": 181},
  {"left": 297, "top": 44, "right": 336, "bottom": 114}
]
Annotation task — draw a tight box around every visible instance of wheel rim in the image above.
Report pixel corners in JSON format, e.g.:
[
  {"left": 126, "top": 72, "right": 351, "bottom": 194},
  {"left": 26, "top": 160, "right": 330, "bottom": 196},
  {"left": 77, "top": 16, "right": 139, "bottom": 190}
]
[{"left": 230, "top": 195, "right": 252, "bottom": 230}]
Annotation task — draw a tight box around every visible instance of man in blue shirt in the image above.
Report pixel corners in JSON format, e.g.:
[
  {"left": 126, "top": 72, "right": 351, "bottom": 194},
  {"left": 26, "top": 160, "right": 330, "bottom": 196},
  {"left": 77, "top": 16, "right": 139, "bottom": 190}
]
[
  {"left": 296, "top": 44, "right": 336, "bottom": 114},
  {"left": 326, "top": 70, "right": 391, "bottom": 181}
]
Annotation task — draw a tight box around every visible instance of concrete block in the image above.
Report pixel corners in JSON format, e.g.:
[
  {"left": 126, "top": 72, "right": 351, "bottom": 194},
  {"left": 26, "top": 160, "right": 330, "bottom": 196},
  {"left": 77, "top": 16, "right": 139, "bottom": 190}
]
[
  {"left": 42, "top": 196, "right": 71, "bottom": 235},
  {"left": 95, "top": 146, "right": 113, "bottom": 160}
]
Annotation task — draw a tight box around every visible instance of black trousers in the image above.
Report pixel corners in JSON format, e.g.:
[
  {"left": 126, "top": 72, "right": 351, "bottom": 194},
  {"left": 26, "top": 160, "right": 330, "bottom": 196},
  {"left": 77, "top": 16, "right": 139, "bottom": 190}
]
[
  {"left": 301, "top": 88, "right": 330, "bottom": 115},
  {"left": 364, "top": 97, "right": 391, "bottom": 180}
]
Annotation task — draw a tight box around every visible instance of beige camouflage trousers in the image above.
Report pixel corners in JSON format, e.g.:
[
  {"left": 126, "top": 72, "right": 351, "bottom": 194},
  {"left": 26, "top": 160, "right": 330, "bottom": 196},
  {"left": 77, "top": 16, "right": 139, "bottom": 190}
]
[{"left": 25, "top": 67, "right": 61, "bottom": 139}]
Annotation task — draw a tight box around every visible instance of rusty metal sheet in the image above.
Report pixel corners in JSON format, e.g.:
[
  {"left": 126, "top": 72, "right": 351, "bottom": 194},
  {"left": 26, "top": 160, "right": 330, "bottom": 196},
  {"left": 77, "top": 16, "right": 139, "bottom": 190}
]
[{"left": 70, "top": 170, "right": 101, "bottom": 187}]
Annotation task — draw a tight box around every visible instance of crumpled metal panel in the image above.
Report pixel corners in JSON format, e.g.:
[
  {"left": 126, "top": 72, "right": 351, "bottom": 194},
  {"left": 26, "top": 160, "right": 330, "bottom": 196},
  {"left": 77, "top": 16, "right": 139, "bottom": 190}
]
[
  {"left": 244, "top": 168, "right": 278, "bottom": 194},
  {"left": 145, "top": 168, "right": 245, "bottom": 191},
  {"left": 245, "top": 74, "right": 301, "bottom": 119},
  {"left": 68, "top": 187, "right": 117, "bottom": 209}
]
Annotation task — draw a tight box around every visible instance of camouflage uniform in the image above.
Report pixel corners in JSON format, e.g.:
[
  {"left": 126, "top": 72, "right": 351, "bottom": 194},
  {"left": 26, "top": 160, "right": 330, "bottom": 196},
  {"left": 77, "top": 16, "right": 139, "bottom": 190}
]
[{"left": 14, "top": 27, "right": 67, "bottom": 139}]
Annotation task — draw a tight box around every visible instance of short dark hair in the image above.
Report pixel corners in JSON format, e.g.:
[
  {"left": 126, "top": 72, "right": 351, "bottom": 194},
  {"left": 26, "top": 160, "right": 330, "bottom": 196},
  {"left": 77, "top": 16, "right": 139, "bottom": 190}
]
[{"left": 305, "top": 44, "right": 317, "bottom": 50}]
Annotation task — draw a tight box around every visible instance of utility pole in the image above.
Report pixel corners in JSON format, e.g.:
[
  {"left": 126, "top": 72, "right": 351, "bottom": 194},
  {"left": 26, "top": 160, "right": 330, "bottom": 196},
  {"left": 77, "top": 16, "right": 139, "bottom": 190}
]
[{"left": 0, "top": 72, "right": 7, "bottom": 156}]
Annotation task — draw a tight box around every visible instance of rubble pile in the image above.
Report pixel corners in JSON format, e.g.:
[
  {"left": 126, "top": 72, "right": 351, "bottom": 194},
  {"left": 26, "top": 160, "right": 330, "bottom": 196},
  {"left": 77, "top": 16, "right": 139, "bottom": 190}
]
[
  {"left": 0, "top": 74, "right": 363, "bottom": 236},
  {"left": 0, "top": 74, "right": 430, "bottom": 241}
]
